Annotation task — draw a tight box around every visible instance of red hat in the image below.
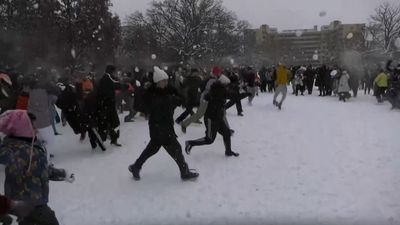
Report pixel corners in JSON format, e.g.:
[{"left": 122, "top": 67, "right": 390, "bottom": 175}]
[{"left": 212, "top": 66, "right": 222, "bottom": 76}]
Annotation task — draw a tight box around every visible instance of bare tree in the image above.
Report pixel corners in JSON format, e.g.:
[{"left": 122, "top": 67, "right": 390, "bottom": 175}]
[
  {"left": 123, "top": 0, "right": 249, "bottom": 65},
  {"left": 368, "top": 2, "right": 400, "bottom": 52}
]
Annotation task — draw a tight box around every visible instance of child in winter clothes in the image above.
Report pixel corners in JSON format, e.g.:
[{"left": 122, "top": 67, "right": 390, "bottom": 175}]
[{"left": 0, "top": 110, "right": 74, "bottom": 225}]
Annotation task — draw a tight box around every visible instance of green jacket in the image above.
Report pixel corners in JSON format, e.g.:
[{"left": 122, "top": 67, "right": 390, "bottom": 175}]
[{"left": 374, "top": 72, "right": 388, "bottom": 87}]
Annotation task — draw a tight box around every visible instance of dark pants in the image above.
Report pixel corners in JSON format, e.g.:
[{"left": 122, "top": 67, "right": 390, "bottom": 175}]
[
  {"left": 133, "top": 138, "right": 189, "bottom": 175},
  {"left": 352, "top": 87, "right": 358, "bottom": 97},
  {"left": 306, "top": 81, "right": 314, "bottom": 94},
  {"left": 19, "top": 205, "right": 59, "bottom": 225},
  {"left": 376, "top": 87, "right": 387, "bottom": 102},
  {"left": 295, "top": 85, "right": 304, "bottom": 96},
  {"left": 319, "top": 85, "right": 325, "bottom": 96},
  {"left": 364, "top": 84, "right": 372, "bottom": 95},
  {"left": 225, "top": 93, "right": 248, "bottom": 114},
  {"left": 176, "top": 106, "right": 195, "bottom": 124},
  {"left": 260, "top": 80, "right": 267, "bottom": 92},
  {"left": 123, "top": 95, "right": 136, "bottom": 121},
  {"left": 98, "top": 128, "right": 119, "bottom": 143},
  {"left": 267, "top": 81, "right": 275, "bottom": 92},
  {"left": 187, "top": 117, "right": 232, "bottom": 153}
]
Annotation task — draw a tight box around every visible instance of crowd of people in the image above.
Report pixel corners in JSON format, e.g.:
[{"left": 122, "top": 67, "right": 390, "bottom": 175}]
[{"left": 0, "top": 59, "right": 399, "bottom": 224}]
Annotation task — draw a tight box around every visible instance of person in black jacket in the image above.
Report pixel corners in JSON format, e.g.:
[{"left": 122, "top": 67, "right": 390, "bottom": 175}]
[
  {"left": 303, "top": 65, "right": 315, "bottom": 95},
  {"left": 128, "top": 67, "right": 199, "bottom": 181},
  {"left": 185, "top": 75, "right": 239, "bottom": 157},
  {"left": 225, "top": 72, "right": 250, "bottom": 116},
  {"left": 96, "top": 65, "right": 121, "bottom": 147},
  {"left": 175, "top": 68, "right": 202, "bottom": 124},
  {"left": 55, "top": 82, "right": 81, "bottom": 135}
]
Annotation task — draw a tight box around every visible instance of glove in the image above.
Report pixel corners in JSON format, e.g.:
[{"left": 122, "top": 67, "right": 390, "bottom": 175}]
[{"left": 64, "top": 170, "right": 75, "bottom": 183}]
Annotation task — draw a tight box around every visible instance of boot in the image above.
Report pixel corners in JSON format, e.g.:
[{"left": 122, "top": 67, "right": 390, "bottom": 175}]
[
  {"left": 128, "top": 164, "right": 141, "bottom": 180},
  {"left": 277, "top": 102, "right": 282, "bottom": 110},
  {"left": 225, "top": 150, "right": 240, "bottom": 157},
  {"left": 180, "top": 163, "right": 199, "bottom": 181},
  {"left": 110, "top": 130, "right": 122, "bottom": 147}
]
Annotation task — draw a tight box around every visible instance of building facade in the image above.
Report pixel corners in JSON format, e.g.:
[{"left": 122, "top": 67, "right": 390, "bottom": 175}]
[{"left": 243, "top": 21, "right": 366, "bottom": 66}]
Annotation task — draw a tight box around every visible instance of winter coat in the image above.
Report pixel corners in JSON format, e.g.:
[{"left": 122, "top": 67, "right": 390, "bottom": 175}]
[
  {"left": 0, "top": 136, "right": 49, "bottom": 205},
  {"left": 338, "top": 73, "right": 351, "bottom": 93},
  {"left": 275, "top": 65, "right": 289, "bottom": 85},
  {"left": 200, "top": 76, "right": 218, "bottom": 101},
  {"left": 204, "top": 81, "right": 230, "bottom": 121},
  {"left": 303, "top": 68, "right": 314, "bottom": 84},
  {"left": 15, "top": 92, "right": 29, "bottom": 110},
  {"left": 0, "top": 81, "right": 14, "bottom": 112},
  {"left": 56, "top": 85, "right": 82, "bottom": 134},
  {"left": 182, "top": 75, "right": 202, "bottom": 108},
  {"left": 374, "top": 72, "right": 388, "bottom": 88},
  {"left": 28, "top": 89, "right": 52, "bottom": 129},
  {"left": 294, "top": 70, "right": 304, "bottom": 86},
  {"left": 96, "top": 73, "right": 120, "bottom": 130},
  {"left": 81, "top": 91, "right": 98, "bottom": 129},
  {"left": 244, "top": 71, "right": 256, "bottom": 87},
  {"left": 146, "top": 85, "right": 183, "bottom": 144}
]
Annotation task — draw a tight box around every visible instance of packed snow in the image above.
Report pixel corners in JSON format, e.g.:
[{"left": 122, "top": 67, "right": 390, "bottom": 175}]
[{"left": 2, "top": 92, "right": 400, "bottom": 225}]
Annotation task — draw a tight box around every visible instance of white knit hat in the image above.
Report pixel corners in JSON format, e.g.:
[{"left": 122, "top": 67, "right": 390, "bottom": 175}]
[
  {"left": 153, "top": 66, "right": 169, "bottom": 83},
  {"left": 218, "top": 74, "right": 230, "bottom": 85}
]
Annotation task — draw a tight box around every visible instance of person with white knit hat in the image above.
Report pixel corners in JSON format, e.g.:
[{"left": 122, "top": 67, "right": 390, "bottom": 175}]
[
  {"left": 185, "top": 74, "right": 239, "bottom": 157},
  {"left": 129, "top": 66, "right": 199, "bottom": 181}
]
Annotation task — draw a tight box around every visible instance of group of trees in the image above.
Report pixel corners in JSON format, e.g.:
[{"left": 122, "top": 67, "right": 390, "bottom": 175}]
[
  {"left": 367, "top": 2, "right": 400, "bottom": 52},
  {"left": 120, "top": 0, "right": 250, "bottom": 68},
  {"left": 0, "top": 0, "right": 120, "bottom": 74},
  {"left": 1, "top": 0, "right": 397, "bottom": 74}
]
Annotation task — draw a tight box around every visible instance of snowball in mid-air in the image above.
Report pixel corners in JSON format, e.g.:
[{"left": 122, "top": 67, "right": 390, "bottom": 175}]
[
  {"left": 312, "top": 54, "right": 319, "bottom": 61},
  {"left": 230, "top": 59, "right": 235, "bottom": 65},
  {"left": 346, "top": 33, "right": 353, "bottom": 39},
  {"left": 295, "top": 30, "right": 303, "bottom": 37},
  {"left": 164, "top": 66, "right": 168, "bottom": 71},
  {"left": 71, "top": 49, "right": 76, "bottom": 59},
  {"left": 151, "top": 54, "right": 157, "bottom": 60},
  {"left": 134, "top": 67, "right": 140, "bottom": 73},
  {"left": 319, "top": 11, "right": 327, "bottom": 17}
]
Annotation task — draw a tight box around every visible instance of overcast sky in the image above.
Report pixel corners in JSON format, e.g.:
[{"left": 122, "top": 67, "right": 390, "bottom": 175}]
[{"left": 111, "top": 0, "right": 395, "bottom": 30}]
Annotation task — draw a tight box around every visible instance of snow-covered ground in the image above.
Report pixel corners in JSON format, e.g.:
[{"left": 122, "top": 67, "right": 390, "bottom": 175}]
[{"left": 3, "top": 92, "right": 400, "bottom": 225}]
